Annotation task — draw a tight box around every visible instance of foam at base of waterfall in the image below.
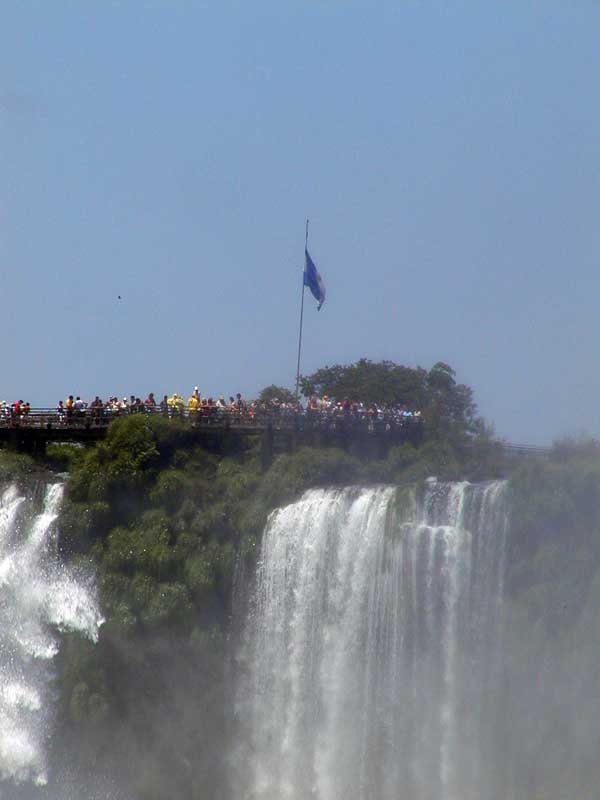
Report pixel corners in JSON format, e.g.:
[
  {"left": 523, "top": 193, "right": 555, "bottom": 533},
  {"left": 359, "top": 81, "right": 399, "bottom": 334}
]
[
  {"left": 235, "top": 481, "right": 509, "bottom": 800},
  {"left": 0, "top": 483, "right": 103, "bottom": 790}
]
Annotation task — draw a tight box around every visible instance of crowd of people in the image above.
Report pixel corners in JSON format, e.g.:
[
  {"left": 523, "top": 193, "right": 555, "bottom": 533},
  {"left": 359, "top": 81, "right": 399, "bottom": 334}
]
[
  {"left": 53, "top": 390, "right": 252, "bottom": 421},
  {"left": 0, "top": 399, "right": 31, "bottom": 421},
  {"left": 0, "top": 389, "right": 423, "bottom": 431}
]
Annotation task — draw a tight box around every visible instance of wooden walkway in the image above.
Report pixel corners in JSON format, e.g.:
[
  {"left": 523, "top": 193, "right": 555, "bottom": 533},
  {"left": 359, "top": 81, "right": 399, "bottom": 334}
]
[
  {"left": 0, "top": 408, "right": 550, "bottom": 462},
  {"left": 0, "top": 408, "right": 426, "bottom": 461}
]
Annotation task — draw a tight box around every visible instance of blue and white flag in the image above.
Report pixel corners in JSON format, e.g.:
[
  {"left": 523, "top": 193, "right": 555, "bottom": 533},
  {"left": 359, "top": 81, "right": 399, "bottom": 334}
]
[{"left": 304, "top": 249, "right": 326, "bottom": 310}]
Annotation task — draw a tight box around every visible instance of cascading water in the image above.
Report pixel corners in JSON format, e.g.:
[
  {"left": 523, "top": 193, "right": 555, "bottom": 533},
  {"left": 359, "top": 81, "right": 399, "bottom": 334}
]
[
  {"left": 0, "top": 482, "right": 103, "bottom": 795},
  {"left": 235, "top": 480, "right": 509, "bottom": 800}
]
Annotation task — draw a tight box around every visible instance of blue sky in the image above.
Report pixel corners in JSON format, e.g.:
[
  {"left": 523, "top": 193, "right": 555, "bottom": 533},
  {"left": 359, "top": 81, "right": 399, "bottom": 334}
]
[{"left": 1, "top": 1, "right": 600, "bottom": 443}]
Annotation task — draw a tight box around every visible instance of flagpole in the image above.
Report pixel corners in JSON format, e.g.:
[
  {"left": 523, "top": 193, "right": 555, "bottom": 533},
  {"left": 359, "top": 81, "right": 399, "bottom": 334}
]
[{"left": 295, "top": 219, "right": 309, "bottom": 400}]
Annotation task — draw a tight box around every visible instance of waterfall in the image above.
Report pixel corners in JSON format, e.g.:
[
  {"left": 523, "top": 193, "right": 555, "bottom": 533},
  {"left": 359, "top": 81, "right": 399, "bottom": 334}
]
[
  {"left": 235, "top": 480, "right": 509, "bottom": 800},
  {"left": 0, "top": 482, "right": 103, "bottom": 793}
]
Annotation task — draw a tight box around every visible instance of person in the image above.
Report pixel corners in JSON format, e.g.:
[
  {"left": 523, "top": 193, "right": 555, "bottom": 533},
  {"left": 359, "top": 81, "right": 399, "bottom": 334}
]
[
  {"left": 107, "top": 397, "right": 119, "bottom": 416},
  {"left": 235, "top": 393, "right": 246, "bottom": 414},
  {"left": 367, "top": 403, "right": 376, "bottom": 432},
  {"left": 144, "top": 392, "right": 156, "bottom": 412},
  {"left": 65, "top": 395, "right": 73, "bottom": 423},
  {"left": 56, "top": 400, "right": 65, "bottom": 424},
  {"left": 188, "top": 392, "right": 199, "bottom": 418},
  {"left": 160, "top": 394, "right": 169, "bottom": 415},
  {"left": 214, "top": 395, "right": 226, "bottom": 418},
  {"left": 90, "top": 396, "right": 102, "bottom": 424},
  {"left": 168, "top": 393, "right": 184, "bottom": 415},
  {"left": 74, "top": 396, "right": 85, "bottom": 420}
]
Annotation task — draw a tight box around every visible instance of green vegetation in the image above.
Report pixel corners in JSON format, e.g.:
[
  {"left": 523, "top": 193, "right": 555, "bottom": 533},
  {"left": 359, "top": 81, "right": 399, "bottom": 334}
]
[
  {"left": 59, "top": 416, "right": 256, "bottom": 626},
  {"left": 5, "top": 359, "right": 590, "bottom": 798},
  {"left": 54, "top": 358, "right": 507, "bottom": 638},
  {"left": 301, "top": 358, "right": 482, "bottom": 441},
  {"left": 60, "top": 420, "right": 492, "bottom": 638},
  {"left": 508, "top": 439, "right": 600, "bottom": 619},
  {"left": 44, "top": 415, "right": 257, "bottom": 796},
  {"left": 257, "top": 383, "right": 296, "bottom": 404},
  {"left": 36, "top": 358, "right": 508, "bottom": 797},
  {"left": 0, "top": 449, "right": 40, "bottom": 484},
  {"left": 504, "top": 440, "right": 600, "bottom": 797}
]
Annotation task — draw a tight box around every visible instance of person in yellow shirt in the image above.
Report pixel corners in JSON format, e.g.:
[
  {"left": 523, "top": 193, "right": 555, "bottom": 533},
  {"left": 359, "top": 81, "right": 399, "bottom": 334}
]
[{"left": 188, "top": 393, "right": 199, "bottom": 420}]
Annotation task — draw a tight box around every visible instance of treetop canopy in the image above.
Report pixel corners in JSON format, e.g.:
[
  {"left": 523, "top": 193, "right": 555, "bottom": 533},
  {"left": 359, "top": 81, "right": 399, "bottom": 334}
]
[{"left": 299, "top": 358, "right": 481, "bottom": 439}]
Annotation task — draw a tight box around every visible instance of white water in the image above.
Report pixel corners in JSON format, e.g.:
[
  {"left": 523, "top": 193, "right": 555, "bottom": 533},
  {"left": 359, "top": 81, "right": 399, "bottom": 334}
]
[
  {"left": 0, "top": 483, "right": 103, "bottom": 793},
  {"left": 236, "top": 480, "right": 509, "bottom": 800}
]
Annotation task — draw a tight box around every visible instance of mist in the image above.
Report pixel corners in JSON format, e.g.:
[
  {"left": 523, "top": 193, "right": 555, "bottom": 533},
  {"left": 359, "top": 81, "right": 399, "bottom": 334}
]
[
  {"left": 2, "top": 452, "right": 600, "bottom": 799},
  {"left": 230, "top": 476, "right": 600, "bottom": 800}
]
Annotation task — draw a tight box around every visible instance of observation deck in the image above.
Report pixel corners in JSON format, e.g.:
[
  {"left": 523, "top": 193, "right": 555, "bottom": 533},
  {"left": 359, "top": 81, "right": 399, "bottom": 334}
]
[
  {"left": 0, "top": 408, "right": 549, "bottom": 465},
  {"left": 0, "top": 407, "right": 425, "bottom": 465}
]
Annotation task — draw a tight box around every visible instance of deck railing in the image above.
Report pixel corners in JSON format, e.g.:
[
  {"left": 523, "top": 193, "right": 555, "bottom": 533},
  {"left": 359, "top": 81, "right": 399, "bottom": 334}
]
[
  {"left": 0, "top": 408, "right": 553, "bottom": 457},
  {"left": 0, "top": 407, "right": 425, "bottom": 435},
  {"left": 498, "top": 442, "right": 551, "bottom": 457}
]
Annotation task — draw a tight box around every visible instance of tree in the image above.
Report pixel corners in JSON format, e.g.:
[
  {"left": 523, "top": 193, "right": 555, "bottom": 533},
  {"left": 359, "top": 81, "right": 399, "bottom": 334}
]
[
  {"left": 300, "top": 358, "right": 429, "bottom": 408},
  {"left": 300, "top": 358, "right": 482, "bottom": 440},
  {"left": 257, "top": 384, "right": 296, "bottom": 404},
  {"left": 425, "top": 362, "right": 480, "bottom": 437}
]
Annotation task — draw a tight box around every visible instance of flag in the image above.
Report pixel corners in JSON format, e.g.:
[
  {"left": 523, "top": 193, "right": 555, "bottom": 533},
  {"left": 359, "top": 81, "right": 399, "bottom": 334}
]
[{"left": 304, "top": 248, "right": 326, "bottom": 310}]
